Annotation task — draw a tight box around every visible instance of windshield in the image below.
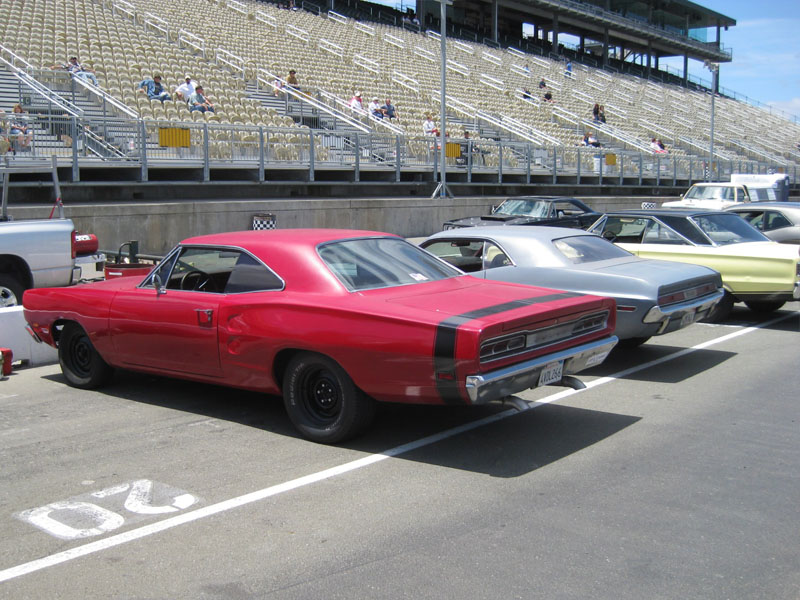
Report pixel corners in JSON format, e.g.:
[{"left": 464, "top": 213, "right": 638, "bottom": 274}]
[
  {"left": 493, "top": 199, "right": 550, "bottom": 218},
  {"left": 553, "top": 235, "right": 632, "bottom": 264},
  {"left": 684, "top": 186, "right": 737, "bottom": 201},
  {"left": 319, "top": 237, "right": 461, "bottom": 291},
  {"left": 690, "top": 214, "right": 770, "bottom": 245}
]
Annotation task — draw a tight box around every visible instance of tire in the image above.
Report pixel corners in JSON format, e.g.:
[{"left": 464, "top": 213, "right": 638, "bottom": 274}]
[
  {"left": 616, "top": 336, "right": 651, "bottom": 349},
  {"left": 58, "top": 323, "right": 114, "bottom": 389},
  {"left": 283, "top": 352, "right": 376, "bottom": 444},
  {"left": 701, "top": 290, "right": 734, "bottom": 323},
  {"left": 744, "top": 300, "right": 785, "bottom": 314},
  {"left": 0, "top": 274, "right": 25, "bottom": 308}
]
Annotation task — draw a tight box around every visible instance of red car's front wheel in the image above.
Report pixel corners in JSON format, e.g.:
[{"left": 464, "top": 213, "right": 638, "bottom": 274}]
[{"left": 283, "top": 352, "right": 375, "bottom": 444}]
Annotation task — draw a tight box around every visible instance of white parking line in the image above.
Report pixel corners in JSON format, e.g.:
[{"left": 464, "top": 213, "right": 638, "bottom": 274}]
[{"left": 0, "top": 310, "right": 796, "bottom": 584}]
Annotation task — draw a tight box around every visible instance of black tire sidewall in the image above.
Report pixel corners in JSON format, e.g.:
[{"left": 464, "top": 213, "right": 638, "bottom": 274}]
[
  {"left": 58, "top": 323, "right": 112, "bottom": 389},
  {"left": 284, "top": 353, "right": 369, "bottom": 444}
]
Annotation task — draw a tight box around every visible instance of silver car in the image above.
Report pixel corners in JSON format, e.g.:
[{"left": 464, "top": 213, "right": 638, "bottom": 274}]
[
  {"left": 421, "top": 226, "right": 723, "bottom": 347},
  {"left": 725, "top": 202, "right": 800, "bottom": 245}
]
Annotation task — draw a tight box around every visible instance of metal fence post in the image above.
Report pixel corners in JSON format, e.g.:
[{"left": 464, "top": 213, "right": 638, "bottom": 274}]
[
  {"left": 576, "top": 147, "right": 580, "bottom": 185},
  {"left": 71, "top": 116, "right": 79, "bottom": 182},
  {"left": 672, "top": 155, "right": 677, "bottom": 186},
  {"left": 618, "top": 153, "right": 624, "bottom": 185},
  {"left": 139, "top": 119, "right": 148, "bottom": 182},
  {"left": 203, "top": 123, "right": 210, "bottom": 182},
  {"left": 395, "top": 135, "right": 401, "bottom": 182},
  {"left": 354, "top": 134, "right": 360, "bottom": 182},
  {"left": 552, "top": 145, "right": 557, "bottom": 184},
  {"left": 656, "top": 154, "right": 660, "bottom": 186},
  {"left": 498, "top": 142, "right": 503, "bottom": 184},
  {"left": 467, "top": 139, "right": 473, "bottom": 183},
  {"left": 308, "top": 129, "right": 315, "bottom": 182},
  {"left": 638, "top": 153, "right": 643, "bottom": 186},
  {"left": 258, "top": 126, "right": 265, "bottom": 182},
  {"left": 526, "top": 143, "right": 531, "bottom": 184}
]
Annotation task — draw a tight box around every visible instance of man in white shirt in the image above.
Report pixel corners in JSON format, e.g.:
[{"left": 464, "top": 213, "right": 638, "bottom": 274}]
[
  {"left": 174, "top": 76, "right": 197, "bottom": 102},
  {"left": 349, "top": 92, "right": 364, "bottom": 112}
]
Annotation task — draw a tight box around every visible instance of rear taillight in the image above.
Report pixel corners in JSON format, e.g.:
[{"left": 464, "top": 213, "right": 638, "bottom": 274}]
[{"left": 70, "top": 230, "right": 77, "bottom": 259}]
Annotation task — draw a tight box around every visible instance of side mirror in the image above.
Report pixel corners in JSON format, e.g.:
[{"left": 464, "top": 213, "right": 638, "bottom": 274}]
[{"left": 153, "top": 273, "right": 166, "bottom": 297}]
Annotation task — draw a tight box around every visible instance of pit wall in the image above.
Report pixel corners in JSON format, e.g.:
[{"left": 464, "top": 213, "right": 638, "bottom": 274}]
[{"left": 7, "top": 195, "right": 674, "bottom": 256}]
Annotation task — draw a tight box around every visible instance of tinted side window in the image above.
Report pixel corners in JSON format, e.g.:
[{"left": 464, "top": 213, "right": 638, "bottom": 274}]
[
  {"left": 659, "top": 216, "right": 711, "bottom": 245},
  {"left": 764, "top": 211, "right": 792, "bottom": 231},
  {"left": 224, "top": 252, "right": 283, "bottom": 293}
]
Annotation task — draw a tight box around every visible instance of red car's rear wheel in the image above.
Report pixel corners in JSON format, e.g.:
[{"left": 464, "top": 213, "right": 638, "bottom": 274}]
[
  {"left": 283, "top": 352, "right": 375, "bottom": 444},
  {"left": 58, "top": 323, "right": 114, "bottom": 389}
]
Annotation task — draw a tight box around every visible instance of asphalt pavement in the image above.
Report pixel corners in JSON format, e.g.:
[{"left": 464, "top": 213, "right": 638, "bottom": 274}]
[{"left": 0, "top": 302, "right": 798, "bottom": 599}]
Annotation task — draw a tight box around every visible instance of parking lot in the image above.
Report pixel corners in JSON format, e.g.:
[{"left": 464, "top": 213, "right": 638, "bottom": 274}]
[{"left": 1, "top": 302, "right": 798, "bottom": 599}]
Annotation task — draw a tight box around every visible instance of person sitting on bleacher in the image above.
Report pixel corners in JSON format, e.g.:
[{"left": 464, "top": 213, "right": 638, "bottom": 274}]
[
  {"left": 174, "top": 76, "right": 197, "bottom": 103},
  {"left": 9, "top": 104, "right": 32, "bottom": 151},
  {"left": 51, "top": 57, "right": 98, "bottom": 86},
  {"left": 587, "top": 132, "right": 601, "bottom": 148},
  {"left": 188, "top": 86, "right": 215, "bottom": 113},
  {"left": 381, "top": 98, "right": 399, "bottom": 120},
  {"left": 137, "top": 74, "right": 171, "bottom": 103},
  {"left": 538, "top": 78, "right": 547, "bottom": 90},
  {"left": 368, "top": 97, "right": 385, "bottom": 120},
  {"left": 422, "top": 114, "right": 438, "bottom": 136},
  {"left": 349, "top": 92, "right": 364, "bottom": 113}
]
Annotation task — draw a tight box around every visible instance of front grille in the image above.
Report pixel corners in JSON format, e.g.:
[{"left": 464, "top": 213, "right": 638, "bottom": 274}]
[{"left": 480, "top": 310, "right": 609, "bottom": 363}]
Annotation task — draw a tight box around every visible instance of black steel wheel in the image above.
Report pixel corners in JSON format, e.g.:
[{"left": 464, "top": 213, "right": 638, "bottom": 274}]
[
  {"left": 283, "top": 352, "right": 375, "bottom": 444},
  {"left": 744, "top": 300, "right": 785, "bottom": 314},
  {"left": 58, "top": 323, "right": 114, "bottom": 389},
  {"left": 0, "top": 274, "right": 24, "bottom": 307}
]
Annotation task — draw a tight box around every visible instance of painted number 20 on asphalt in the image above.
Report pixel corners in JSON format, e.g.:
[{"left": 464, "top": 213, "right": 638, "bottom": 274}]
[{"left": 16, "top": 480, "right": 199, "bottom": 540}]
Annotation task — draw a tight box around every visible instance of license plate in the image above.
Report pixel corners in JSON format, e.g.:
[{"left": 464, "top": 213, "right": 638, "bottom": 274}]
[
  {"left": 680, "top": 311, "right": 696, "bottom": 327},
  {"left": 538, "top": 361, "right": 564, "bottom": 386}
]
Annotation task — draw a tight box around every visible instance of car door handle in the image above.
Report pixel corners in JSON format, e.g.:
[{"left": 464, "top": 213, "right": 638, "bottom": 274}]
[{"left": 195, "top": 308, "right": 214, "bottom": 326}]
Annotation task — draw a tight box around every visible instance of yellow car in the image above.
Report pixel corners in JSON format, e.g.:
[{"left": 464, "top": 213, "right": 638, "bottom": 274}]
[{"left": 589, "top": 209, "right": 800, "bottom": 321}]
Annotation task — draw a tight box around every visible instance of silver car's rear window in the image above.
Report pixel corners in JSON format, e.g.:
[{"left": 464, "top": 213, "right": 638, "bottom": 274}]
[{"left": 552, "top": 235, "right": 631, "bottom": 264}]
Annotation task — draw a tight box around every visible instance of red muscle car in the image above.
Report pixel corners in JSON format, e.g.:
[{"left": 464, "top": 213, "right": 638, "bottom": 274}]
[{"left": 24, "top": 230, "right": 618, "bottom": 443}]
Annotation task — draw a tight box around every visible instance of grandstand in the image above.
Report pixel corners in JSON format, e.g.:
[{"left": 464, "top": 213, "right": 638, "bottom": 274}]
[{"left": 0, "top": 0, "right": 798, "bottom": 198}]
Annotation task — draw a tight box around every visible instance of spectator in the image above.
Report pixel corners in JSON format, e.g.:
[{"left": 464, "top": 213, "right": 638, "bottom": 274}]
[
  {"left": 51, "top": 56, "right": 98, "bottom": 86},
  {"left": 368, "top": 97, "right": 385, "bottom": 120},
  {"left": 523, "top": 63, "right": 530, "bottom": 74},
  {"left": 349, "top": 92, "right": 364, "bottom": 112},
  {"left": 381, "top": 98, "right": 399, "bottom": 120},
  {"left": 587, "top": 132, "right": 601, "bottom": 147},
  {"left": 592, "top": 103, "right": 600, "bottom": 122},
  {"left": 580, "top": 132, "right": 590, "bottom": 146},
  {"left": 657, "top": 139, "right": 668, "bottom": 153},
  {"left": 543, "top": 90, "right": 554, "bottom": 103},
  {"left": 188, "top": 86, "right": 215, "bottom": 113},
  {"left": 174, "top": 76, "right": 197, "bottom": 102},
  {"left": 564, "top": 60, "right": 573, "bottom": 78},
  {"left": 598, "top": 105, "right": 607, "bottom": 124},
  {"left": 538, "top": 77, "right": 547, "bottom": 89},
  {"left": 422, "top": 114, "right": 438, "bottom": 136},
  {"left": 522, "top": 88, "right": 532, "bottom": 100},
  {"left": 137, "top": 74, "right": 171, "bottom": 103},
  {"left": 9, "top": 104, "right": 33, "bottom": 150},
  {"left": 286, "top": 70, "right": 299, "bottom": 91}
]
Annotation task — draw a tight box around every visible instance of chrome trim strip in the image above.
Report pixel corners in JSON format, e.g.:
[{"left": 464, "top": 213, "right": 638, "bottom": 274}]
[{"left": 643, "top": 289, "right": 723, "bottom": 323}]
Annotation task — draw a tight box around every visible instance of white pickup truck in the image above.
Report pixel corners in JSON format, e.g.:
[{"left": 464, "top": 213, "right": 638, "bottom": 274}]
[
  {"left": 662, "top": 182, "right": 751, "bottom": 210},
  {"left": 0, "top": 218, "right": 82, "bottom": 307}
]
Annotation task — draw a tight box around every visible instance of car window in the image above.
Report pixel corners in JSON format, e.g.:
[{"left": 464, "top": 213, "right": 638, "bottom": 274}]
[
  {"left": 764, "top": 211, "right": 792, "bottom": 231},
  {"left": 684, "top": 186, "right": 733, "bottom": 201},
  {"left": 483, "top": 242, "right": 512, "bottom": 269},
  {"left": 422, "top": 239, "right": 484, "bottom": 272},
  {"left": 552, "top": 201, "right": 584, "bottom": 217},
  {"left": 731, "top": 210, "right": 765, "bottom": 230},
  {"left": 691, "top": 214, "right": 769, "bottom": 245},
  {"left": 552, "top": 235, "right": 632, "bottom": 263},
  {"left": 158, "top": 247, "right": 241, "bottom": 292},
  {"left": 223, "top": 252, "right": 283, "bottom": 293},
  {"left": 642, "top": 220, "right": 687, "bottom": 244},
  {"left": 320, "top": 237, "right": 460, "bottom": 291},
  {"left": 601, "top": 216, "right": 649, "bottom": 243},
  {"left": 494, "top": 199, "right": 550, "bottom": 218},
  {"left": 659, "top": 215, "right": 711, "bottom": 245}
]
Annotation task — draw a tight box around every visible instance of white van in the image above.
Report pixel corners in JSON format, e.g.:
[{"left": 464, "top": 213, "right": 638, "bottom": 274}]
[{"left": 729, "top": 173, "right": 790, "bottom": 202}]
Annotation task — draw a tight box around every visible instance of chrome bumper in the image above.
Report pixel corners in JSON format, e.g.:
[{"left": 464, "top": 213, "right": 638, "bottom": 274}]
[
  {"left": 643, "top": 290, "right": 724, "bottom": 329},
  {"left": 464, "top": 336, "right": 618, "bottom": 404}
]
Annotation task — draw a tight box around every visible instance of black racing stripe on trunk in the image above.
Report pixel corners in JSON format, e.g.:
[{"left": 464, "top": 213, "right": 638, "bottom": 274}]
[{"left": 433, "top": 292, "right": 583, "bottom": 404}]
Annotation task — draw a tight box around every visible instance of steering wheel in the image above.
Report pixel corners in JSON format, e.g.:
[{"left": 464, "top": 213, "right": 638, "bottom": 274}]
[
  {"left": 602, "top": 230, "right": 618, "bottom": 242},
  {"left": 180, "top": 269, "right": 219, "bottom": 292}
]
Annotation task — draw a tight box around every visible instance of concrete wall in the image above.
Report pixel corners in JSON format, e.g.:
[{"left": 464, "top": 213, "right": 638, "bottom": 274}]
[{"left": 6, "top": 195, "right": 675, "bottom": 256}]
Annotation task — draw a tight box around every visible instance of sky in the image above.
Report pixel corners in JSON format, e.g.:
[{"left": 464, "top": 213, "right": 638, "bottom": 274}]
[{"left": 659, "top": 0, "right": 800, "bottom": 120}]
